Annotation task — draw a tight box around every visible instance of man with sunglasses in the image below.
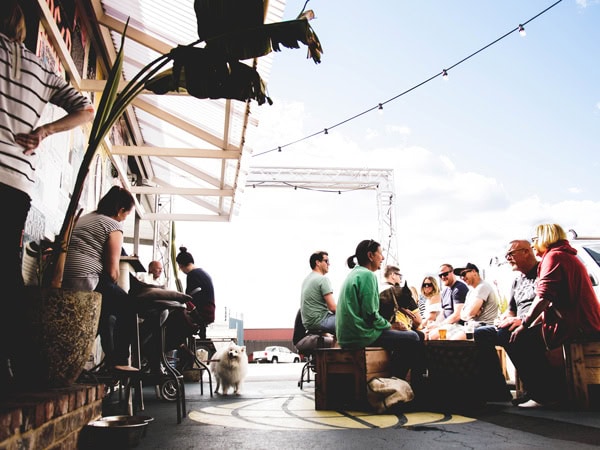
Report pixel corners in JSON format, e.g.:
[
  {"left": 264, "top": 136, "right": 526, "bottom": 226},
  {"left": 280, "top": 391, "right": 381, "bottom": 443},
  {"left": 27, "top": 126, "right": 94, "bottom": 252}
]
[
  {"left": 454, "top": 262, "right": 499, "bottom": 328},
  {"left": 427, "top": 264, "right": 468, "bottom": 340},
  {"left": 301, "top": 251, "right": 337, "bottom": 335},
  {"left": 474, "top": 240, "right": 539, "bottom": 404}
]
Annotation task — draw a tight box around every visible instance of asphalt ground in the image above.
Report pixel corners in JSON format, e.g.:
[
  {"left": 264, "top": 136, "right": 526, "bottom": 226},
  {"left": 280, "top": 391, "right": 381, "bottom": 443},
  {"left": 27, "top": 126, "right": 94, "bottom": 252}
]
[{"left": 105, "top": 363, "right": 600, "bottom": 450}]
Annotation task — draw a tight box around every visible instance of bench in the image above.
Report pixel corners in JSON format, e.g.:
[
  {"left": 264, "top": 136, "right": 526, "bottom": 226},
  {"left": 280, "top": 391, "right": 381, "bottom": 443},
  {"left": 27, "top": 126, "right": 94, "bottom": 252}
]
[
  {"left": 315, "top": 347, "right": 391, "bottom": 410},
  {"left": 564, "top": 339, "right": 600, "bottom": 409}
]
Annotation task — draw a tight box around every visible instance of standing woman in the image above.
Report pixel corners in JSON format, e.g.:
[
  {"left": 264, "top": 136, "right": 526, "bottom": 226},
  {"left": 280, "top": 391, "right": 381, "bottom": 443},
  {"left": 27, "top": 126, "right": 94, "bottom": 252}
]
[
  {"left": 176, "top": 247, "right": 215, "bottom": 340},
  {"left": 0, "top": 1, "right": 93, "bottom": 383},
  {"left": 510, "top": 223, "right": 600, "bottom": 406},
  {"left": 336, "top": 239, "right": 421, "bottom": 379},
  {"left": 63, "top": 186, "right": 137, "bottom": 371}
]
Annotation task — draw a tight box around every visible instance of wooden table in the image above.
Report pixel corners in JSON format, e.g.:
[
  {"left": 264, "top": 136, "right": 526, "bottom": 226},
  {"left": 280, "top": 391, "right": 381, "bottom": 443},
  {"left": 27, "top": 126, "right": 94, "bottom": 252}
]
[{"left": 422, "top": 340, "right": 484, "bottom": 411}]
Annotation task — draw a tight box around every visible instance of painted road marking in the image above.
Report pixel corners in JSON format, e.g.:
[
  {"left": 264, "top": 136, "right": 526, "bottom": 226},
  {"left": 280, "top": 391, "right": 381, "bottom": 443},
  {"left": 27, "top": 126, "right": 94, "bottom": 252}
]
[{"left": 189, "top": 394, "right": 475, "bottom": 430}]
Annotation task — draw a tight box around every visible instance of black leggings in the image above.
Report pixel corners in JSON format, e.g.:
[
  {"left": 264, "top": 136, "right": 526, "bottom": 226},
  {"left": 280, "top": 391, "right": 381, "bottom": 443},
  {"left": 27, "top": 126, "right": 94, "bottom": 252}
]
[{"left": 0, "top": 184, "right": 31, "bottom": 363}]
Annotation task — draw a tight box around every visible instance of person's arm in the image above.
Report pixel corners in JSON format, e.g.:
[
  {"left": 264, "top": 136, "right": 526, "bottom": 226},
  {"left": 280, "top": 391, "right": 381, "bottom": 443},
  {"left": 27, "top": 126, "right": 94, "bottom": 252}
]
[
  {"left": 442, "top": 303, "right": 463, "bottom": 325},
  {"left": 461, "top": 297, "right": 483, "bottom": 321},
  {"left": 16, "top": 108, "right": 94, "bottom": 154},
  {"left": 509, "top": 296, "right": 548, "bottom": 342},
  {"left": 104, "top": 230, "right": 123, "bottom": 283},
  {"left": 323, "top": 292, "right": 336, "bottom": 312},
  {"left": 403, "top": 307, "right": 422, "bottom": 329}
]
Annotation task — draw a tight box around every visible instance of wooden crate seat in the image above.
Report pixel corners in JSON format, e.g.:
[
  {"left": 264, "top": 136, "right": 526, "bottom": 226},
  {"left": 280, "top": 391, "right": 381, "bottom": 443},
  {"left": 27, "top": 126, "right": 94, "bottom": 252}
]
[
  {"left": 564, "top": 339, "right": 600, "bottom": 410},
  {"left": 315, "top": 347, "right": 391, "bottom": 411}
]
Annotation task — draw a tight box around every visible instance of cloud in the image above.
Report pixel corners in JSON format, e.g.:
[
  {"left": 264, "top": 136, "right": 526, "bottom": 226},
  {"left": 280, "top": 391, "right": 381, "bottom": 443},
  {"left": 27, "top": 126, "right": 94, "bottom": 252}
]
[{"left": 185, "top": 99, "right": 600, "bottom": 328}]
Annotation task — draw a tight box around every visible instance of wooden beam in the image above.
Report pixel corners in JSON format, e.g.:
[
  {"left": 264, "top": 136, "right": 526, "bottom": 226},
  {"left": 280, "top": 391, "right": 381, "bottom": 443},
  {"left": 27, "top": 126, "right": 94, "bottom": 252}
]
[
  {"left": 111, "top": 146, "right": 240, "bottom": 159},
  {"left": 132, "top": 97, "right": 225, "bottom": 149},
  {"left": 152, "top": 177, "right": 222, "bottom": 214},
  {"left": 36, "top": 0, "right": 81, "bottom": 88},
  {"left": 140, "top": 214, "right": 230, "bottom": 222},
  {"left": 129, "top": 187, "right": 233, "bottom": 196},
  {"left": 91, "top": 4, "right": 173, "bottom": 55}
]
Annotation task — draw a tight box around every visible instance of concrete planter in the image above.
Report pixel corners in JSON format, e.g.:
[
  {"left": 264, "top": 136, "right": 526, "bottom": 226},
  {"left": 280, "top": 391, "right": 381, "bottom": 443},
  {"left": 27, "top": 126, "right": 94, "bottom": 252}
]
[{"left": 12, "top": 287, "right": 102, "bottom": 389}]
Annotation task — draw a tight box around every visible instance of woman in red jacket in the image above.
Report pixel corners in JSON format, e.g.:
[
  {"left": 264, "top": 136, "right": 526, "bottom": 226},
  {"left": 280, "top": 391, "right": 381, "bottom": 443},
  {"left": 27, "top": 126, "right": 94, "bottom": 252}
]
[{"left": 509, "top": 223, "right": 600, "bottom": 407}]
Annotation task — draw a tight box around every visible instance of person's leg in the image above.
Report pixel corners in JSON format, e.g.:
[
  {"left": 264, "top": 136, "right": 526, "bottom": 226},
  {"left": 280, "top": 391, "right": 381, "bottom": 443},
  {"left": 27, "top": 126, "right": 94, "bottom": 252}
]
[
  {"left": 0, "top": 185, "right": 31, "bottom": 389},
  {"left": 96, "top": 277, "right": 136, "bottom": 367},
  {"left": 372, "top": 329, "right": 423, "bottom": 380},
  {"left": 504, "top": 324, "right": 565, "bottom": 403},
  {"left": 474, "top": 325, "right": 512, "bottom": 401},
  {"left": 318, "top": 312, "right": 336, "bottom": 335},
  {"left": 0, "top": 184, "right": 30, "bottom": 294}
]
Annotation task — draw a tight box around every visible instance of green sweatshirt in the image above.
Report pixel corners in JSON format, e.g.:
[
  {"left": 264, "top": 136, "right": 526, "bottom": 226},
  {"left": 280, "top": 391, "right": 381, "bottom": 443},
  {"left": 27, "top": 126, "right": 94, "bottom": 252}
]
[{"left": 336, "top": 265, "right": 391, "bottom": 348}]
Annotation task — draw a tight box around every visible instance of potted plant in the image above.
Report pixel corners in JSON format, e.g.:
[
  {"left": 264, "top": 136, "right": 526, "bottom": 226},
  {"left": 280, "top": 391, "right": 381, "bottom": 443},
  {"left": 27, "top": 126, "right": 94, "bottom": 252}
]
[{"left": 13, "top": 0, "right": 322, "bottom": 388}]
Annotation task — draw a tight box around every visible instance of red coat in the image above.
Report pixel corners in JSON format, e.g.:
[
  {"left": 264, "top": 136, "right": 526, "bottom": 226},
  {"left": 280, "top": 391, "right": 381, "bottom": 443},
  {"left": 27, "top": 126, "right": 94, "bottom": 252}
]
[{"left": 537, "top": 240, "right": 600, "bottom": 346}]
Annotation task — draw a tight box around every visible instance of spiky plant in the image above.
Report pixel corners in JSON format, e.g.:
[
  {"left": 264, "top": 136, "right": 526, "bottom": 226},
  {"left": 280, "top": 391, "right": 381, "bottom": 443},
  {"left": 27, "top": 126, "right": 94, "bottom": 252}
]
[{"left": 47, "top": 1, "right": 322, "bottom": 288}]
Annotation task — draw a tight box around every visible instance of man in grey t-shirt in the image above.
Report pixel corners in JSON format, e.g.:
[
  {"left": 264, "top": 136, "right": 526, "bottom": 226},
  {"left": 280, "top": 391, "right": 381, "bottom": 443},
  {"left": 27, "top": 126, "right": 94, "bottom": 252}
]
[
  {"left": 300, "top": 251, "right": 336, "bottom": 334},
  {"left": 456, "top": 262, "right": 499, "bottom": 326}
]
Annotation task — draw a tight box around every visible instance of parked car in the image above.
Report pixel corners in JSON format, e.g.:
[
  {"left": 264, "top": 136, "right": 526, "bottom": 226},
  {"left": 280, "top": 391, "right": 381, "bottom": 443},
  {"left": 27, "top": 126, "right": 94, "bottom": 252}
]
[
  {"left": 252, "top": 346, "right": 301, "bottom": 364},
  {"left": 568, "top": 231, "right": 600, "bottom": 301}
]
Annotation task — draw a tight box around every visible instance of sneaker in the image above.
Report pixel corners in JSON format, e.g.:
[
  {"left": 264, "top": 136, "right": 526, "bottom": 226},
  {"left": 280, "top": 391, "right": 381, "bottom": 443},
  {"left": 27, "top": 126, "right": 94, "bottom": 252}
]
[
  {"left": 517, "top": 399, "right": 544, "bottom": 408},
  {"left": 511, "top": 393, "right": 531, "bottom": 406}
]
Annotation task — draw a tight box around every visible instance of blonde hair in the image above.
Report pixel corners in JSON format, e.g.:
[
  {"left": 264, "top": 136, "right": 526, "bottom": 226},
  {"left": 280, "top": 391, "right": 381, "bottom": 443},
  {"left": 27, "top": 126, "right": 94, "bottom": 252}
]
[
  {"left": 533, "top": 223, "right": 567, "bottom": 253},
  {"left": 0, "top": 2, "right": 27, "bottom": 43},
  {"left": 420, "top": 276, "right": 440, "bottom": 297}
]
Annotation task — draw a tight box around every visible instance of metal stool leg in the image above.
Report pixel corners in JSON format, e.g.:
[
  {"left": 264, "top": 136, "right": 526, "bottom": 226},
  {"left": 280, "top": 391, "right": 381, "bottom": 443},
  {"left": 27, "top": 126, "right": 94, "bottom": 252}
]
[{"left": 160, "top": 324, "right": 186, "bottom": 423}]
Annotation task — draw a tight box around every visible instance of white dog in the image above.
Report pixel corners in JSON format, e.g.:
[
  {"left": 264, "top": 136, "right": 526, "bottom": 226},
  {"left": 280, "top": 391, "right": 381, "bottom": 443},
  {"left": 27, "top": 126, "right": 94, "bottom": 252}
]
[{"left": 210, "top": 342, "right": 248, "bottom": 395}]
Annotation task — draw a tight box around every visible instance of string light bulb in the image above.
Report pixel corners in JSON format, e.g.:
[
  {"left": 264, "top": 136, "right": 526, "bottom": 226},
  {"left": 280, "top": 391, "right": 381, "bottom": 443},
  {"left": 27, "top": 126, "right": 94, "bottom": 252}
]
[
  {"left": 252, "top": 1, "right": 562, "bottom": 159},
  {"left": 378, "top": 103, "right": 383, "bottom": 115}
]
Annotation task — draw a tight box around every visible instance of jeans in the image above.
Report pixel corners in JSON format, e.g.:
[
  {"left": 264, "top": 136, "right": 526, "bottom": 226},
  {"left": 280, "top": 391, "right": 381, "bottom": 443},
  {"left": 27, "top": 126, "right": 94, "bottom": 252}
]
[
  {"left": 95, "top": 275, "right": 137, "bottom": 366},
  {"left": 503, "top": 324, "right": 566, "bottom": 402},
  {"left": 474, "top": 325, "right": 512, "bottom": 400},
  {"left": 318, "top": 312, "right": 336, "bottom": 335},
  {"left": 372, "top": 329, "right": 424, "bottom": 379}
]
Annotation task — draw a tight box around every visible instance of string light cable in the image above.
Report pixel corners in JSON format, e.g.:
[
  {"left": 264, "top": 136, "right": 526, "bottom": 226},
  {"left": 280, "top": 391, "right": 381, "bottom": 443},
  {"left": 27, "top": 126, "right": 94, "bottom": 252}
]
[{"left": 252, "top": 0, "right": 563, "bottom": 158}]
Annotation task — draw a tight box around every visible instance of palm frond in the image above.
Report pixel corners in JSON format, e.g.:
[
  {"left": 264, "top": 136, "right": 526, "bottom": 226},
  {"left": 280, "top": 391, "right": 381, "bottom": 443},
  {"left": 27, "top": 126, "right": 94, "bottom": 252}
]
[{"left": 145, "top": 47, "right": 271, "bottom": 105}]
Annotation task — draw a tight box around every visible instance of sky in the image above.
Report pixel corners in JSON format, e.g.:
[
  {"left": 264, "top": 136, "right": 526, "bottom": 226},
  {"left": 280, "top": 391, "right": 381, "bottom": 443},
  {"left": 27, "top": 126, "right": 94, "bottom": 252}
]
[{"left": 175, "top": 0, "right": 600, "bottom": 330}]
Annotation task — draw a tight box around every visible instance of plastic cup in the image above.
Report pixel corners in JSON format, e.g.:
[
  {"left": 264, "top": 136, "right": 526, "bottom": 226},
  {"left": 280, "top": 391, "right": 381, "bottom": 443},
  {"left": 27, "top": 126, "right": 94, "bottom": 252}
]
[
  {"left": 439, "top": 327, "right": 447, "bottom": 340},
  {"left": 464, "top": 321, "right": 475, "bottom": 340}
]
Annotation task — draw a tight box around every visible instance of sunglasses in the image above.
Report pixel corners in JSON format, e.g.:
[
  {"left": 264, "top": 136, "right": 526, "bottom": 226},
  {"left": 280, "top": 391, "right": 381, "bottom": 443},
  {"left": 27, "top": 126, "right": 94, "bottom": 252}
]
[
  {"left": 460, "top": 269, "right": 473, "bottom": 277},
  {"left": 422, "top": 283, "right": 433, "bottom": 288},
  {"left": 505, "top": 248, "right": 526, "bottom": 260},
  {"left": 438, "top": 271, "right": 451, "bottom": 278}
]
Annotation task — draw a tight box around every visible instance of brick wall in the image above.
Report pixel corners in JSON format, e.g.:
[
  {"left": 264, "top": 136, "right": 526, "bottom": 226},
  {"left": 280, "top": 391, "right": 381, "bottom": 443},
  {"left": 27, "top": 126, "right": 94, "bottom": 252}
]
[{"left": 0, "top": 384, "right": 104, "bottom": 450}]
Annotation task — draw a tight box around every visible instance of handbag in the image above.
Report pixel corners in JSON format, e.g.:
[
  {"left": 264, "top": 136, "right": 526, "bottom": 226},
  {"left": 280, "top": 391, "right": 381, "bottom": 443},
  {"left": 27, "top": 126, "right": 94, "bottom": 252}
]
[{"left": 541, "top": 306, "right": 569, "bottom": 350}]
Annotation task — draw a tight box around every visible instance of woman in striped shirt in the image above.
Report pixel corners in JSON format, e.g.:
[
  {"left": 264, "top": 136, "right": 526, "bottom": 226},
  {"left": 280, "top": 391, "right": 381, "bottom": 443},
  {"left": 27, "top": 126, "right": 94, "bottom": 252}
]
[
  {"left": 63, "top": 186, "right": 137, "bottom": 371},
  {"left": 1, "top": 0, "right": 94, "bottom": 384}
]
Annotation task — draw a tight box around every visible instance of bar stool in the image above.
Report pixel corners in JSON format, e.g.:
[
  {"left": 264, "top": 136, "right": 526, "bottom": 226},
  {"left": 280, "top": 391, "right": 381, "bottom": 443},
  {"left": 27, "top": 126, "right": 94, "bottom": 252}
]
[{"left": 134, "top": 299, "right": 188, "bottom": 423}]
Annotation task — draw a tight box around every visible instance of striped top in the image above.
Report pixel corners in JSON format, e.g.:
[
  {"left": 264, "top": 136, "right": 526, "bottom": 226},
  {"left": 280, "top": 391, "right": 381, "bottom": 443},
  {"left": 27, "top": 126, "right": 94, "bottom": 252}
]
[
  {"left": 63, "top": 212, "right": 122, "bottom": 281},
  {"left": 0, "top": 32, "right": 93, "bottom": 196}
]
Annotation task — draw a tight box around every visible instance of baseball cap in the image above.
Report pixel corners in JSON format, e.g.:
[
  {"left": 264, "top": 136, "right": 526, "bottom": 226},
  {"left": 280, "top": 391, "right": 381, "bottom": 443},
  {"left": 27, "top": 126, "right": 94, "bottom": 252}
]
[{"left": 453, "top": 262, "right": 479, "bottom": 275}]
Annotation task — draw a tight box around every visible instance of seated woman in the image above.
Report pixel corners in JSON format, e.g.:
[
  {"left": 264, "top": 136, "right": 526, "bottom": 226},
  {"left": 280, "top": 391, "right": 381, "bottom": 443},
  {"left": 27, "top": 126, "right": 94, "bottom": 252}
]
[
  {"left": 509, "top": 223, "right": 600, "bottom": 407},
  {"left": 62, "top": 186, "right": 137, "bottom": 371},
  {"left": 335, "top": 239, "right": 423, "bottom": 380},
  {"left": 418, "top": 276, "right": 442, "bottom": 330}
]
